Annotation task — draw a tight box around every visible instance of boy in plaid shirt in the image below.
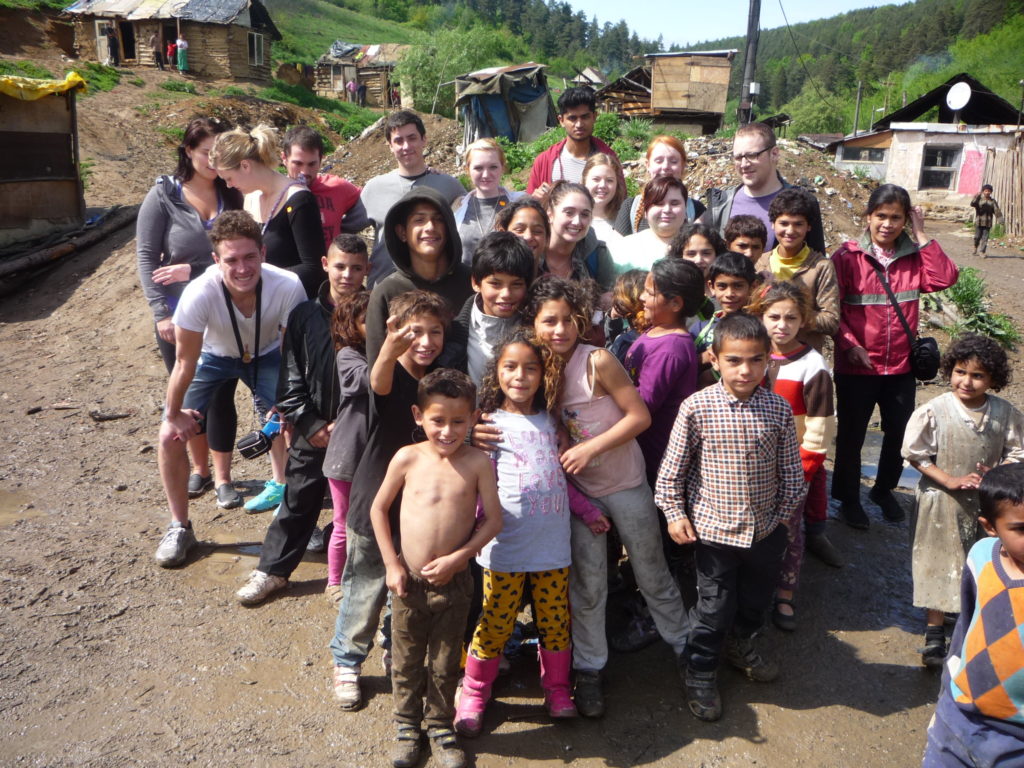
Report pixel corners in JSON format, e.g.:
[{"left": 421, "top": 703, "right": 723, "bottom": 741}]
[{"left": 655, "top": 313, "right": 804, "bottom": 722}]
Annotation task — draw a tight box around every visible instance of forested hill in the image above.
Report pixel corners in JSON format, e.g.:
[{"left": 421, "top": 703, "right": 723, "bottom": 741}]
[{"left": 689, "top": 0, "right": 1023, "bottom": 133}]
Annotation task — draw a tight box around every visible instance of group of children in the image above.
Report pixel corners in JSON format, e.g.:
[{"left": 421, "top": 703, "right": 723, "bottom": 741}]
[{"left": 157, "top": 117, "right": 1024, "bottom": 764}]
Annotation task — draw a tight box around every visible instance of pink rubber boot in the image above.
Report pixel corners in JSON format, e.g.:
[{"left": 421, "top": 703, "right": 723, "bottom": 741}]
[
  {"left": 539, "top": 648, "right": 578, "bottom": 719},
  {"left": 454, "top": 654, "right": 500, "bottom": 737}
]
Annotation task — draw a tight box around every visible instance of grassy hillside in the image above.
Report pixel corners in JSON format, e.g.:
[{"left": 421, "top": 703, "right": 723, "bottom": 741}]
[{"left": 263, "top": 0, "right": 415, "bottom": 62}]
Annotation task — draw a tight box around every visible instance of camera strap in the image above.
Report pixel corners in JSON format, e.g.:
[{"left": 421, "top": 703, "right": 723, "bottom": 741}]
[{"left": 222, "top": 278, "right": 263, "bottom": 423}]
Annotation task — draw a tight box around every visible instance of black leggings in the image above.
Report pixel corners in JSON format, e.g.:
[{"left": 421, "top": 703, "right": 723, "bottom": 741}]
[{"left": 157, "top": 328, "right": 238, "bottom": 453}]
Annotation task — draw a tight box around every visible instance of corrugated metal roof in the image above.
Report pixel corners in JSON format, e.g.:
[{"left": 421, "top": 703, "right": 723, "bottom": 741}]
[{"left": 65, "top": 0, "right": 250, "bottom": 24}]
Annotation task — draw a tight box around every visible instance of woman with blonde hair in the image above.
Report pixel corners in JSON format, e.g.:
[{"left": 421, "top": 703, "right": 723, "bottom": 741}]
[
  {"left": 582, "top": 152, "right": 626, "bottom": 258},
  {"left": 454, "top": 137, "right": 524, "bottom": 265},
  {"left": 614, "top": 135, "right": 704, "bottom": 236},
  {"left": 211, "top": 124, "right": 325, "bottom": 297}
]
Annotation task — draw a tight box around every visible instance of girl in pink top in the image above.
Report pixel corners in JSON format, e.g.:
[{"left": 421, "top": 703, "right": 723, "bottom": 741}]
[{"left": 526, "top": 275, "right": 689, "bottom": 718}]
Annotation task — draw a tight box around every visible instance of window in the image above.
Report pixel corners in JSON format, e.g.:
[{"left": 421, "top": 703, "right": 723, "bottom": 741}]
[
  {"left": 919, "top": 145, "right": 960, "bottom": 190},
  {"left": 841, "top": 146, "right": 886, "bottom": 163},
  {"left": 248, "top": 32, "right": 264, "bottom": 67}
]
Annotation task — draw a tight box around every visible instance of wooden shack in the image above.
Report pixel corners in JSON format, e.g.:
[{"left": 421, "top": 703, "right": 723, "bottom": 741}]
[
  {"left": 0, "top": 73, "right": 86, "bottom": 249},
  {"left": 63, "top": 0, "right": 281, "bottom": 83},
  {"left": 596, "top": 50, "right": 736, "bottom": 135},
  {"left": 314, "top": 42, "right": 408, "bottom": 107}
]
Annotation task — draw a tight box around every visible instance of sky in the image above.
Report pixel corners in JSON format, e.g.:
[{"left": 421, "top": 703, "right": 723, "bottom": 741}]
[{"left": 576, "top": 0, "right": 911, "bottom": 47}]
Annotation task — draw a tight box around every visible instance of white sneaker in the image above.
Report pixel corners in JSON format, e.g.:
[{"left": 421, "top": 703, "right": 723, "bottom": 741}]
[
  {"left": 154, "top": 522, "right": 197, "bottom": 568},
  {"left": 235, "top": 570, "right": 288, "bottom": 605},
  {"left": 333, "top": 664, "right": 361, "bottom": 710}
]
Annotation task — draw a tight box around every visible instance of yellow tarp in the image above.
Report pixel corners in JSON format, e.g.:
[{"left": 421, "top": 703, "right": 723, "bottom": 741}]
[{"left": 0, "top": 71, "right": 87, "bottom": 101}]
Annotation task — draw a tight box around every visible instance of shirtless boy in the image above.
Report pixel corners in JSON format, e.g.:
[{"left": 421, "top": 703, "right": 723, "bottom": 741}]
[{"left": 370, "top": 369, "right": 502, "bottom": 768}]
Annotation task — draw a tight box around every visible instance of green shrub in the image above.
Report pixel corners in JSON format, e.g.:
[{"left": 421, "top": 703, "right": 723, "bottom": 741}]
[
  {"left": 623, "top": 117, "right": 654, "bottom": 143},
  {"left": 0, "top": 60, "right": 54, "bottom": 78},
  {"left": 260, "top": 80, "right": 377, "bottom": 139},
  {"left": 932, "top": 267, "right": 1021, "bottom": 348},
  {"left": 79, "top": 158, "right": 95, "bottom": 190},
  {"left": 70, "top": 62, "right": 120, "bottom": 93},
  {"left": 219, "top": 85, "right": 247, "bottom": 97},
  {"left": 157, "top": 125, "right": 186, "bottom": 143},
  {"left": 593, "top": 112, "right": 622, "bottom": 144},
  {"left": 160, "top": 79, "right": 197, "bottom": 94},
  {"left": 992, "top": 222, "right": 1006, "bottom": 239},
  {"left": 128, "top": 76, "right": 144, "bottom": 87}
]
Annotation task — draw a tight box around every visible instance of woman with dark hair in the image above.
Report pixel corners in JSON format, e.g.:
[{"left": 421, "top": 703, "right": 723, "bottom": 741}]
[
  {"left": 831, "top": 183, "right": 959, "bottom": 530},
  {"left": 135, "top": 116, "right": 244, "bottom": 508},
  {"left": 617, "top": 177, "right": 689, "bottom": 272}
]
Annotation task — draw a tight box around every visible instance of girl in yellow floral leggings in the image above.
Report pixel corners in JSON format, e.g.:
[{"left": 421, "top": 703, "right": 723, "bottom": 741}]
[{"left": 455, "top": 330, "right": 609, "bottom": 737}]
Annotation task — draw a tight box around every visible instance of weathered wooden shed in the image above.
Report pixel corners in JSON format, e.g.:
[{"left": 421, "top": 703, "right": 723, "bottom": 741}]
[
  {"left": 596, "top": 50, "right": 736, "bottom": 135},
  {"left": 314, "top": 41, "right": 408, "bottom": 107},
  {"left": 63, "top": 0, "right": 281, "bottom": 83},
  {"left": 0, "top": 72, "right": 86, "bottom": 249}
]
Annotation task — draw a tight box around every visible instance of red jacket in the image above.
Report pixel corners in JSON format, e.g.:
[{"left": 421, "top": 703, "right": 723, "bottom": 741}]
[
  {"left": 832, "top": 232, "right": 958, "bottom": 376},
  {"left": 526, "top": 137, "right": 618, "bottom": 194}
]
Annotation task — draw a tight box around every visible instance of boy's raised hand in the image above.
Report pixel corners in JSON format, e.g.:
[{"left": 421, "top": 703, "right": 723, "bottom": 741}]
[{"left": 381, "top": 314, "right": 416, "bottom": 359}]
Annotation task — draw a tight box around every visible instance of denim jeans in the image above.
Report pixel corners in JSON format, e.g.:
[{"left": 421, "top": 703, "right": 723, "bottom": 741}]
[
  {"left": 182, "top": 349, "right": 281, "bottom": 418},
  {"left": 330, "top": 527, "right": 389, "bottom": 669},
  {"left": 569, "top": 482, "right": 690, "bottom": 672}
]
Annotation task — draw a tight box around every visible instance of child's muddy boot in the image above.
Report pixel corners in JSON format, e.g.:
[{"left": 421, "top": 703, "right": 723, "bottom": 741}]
[
  {"left": 539, "top": 648, "right": 578, "bottom": 718},
  {"left": 454, "top": 654, "right": 499, "bottom": 737}
]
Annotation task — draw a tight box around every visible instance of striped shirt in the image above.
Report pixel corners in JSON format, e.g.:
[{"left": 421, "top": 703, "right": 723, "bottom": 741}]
[{"left": 654, "top": 382, "right": 805, "bottom": 548}]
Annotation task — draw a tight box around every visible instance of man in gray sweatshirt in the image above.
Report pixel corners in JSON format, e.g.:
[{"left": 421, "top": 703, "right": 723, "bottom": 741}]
[{"left": 360, "top": 111, "right": 465, "bottom": 287}]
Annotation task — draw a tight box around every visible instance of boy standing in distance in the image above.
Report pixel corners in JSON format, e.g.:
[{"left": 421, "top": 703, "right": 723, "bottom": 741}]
[
  {"left": 656, "top": 313, "right": 804, "bottom": 722},
  {"left": 527, "top": 87, "right": 619, "bottom": 198},
  {"left": 330, "top": 291, "right": 452, "bottom": 712},
  {"left": 724, "top": 215, "right": 767, "bottom": 263},
  {"left": 970, "top": 183, "right": 1001, "bottom": 257},
  {"left": 923, "top": 462, "right": 1024, "bottom": 766},
  {"left": 236, "top": 235, "right": 369, "bottom": 604},
  {"left": 756, "top": 188, "right": 839, "bottom": 354},
  {"left": 365, "top": 187, "right": 473, "bottom": 365},
  {"left": 703, "top": 123, "right": 825, "bottom": 253},
  {"left": 154, "top": 211, "right": 306, "bottom": 567},
  {"left": 371, "top": 370, "right": 502, "bottom": 768},
  {"left": 281, "top": 127, "right": 369, "bottom": 253},
  {"left": 452, "top": 231, "right": 534, "bottom": 387},
  {"left": 360, "top": 111, "right": 466, "bottom": 286}
]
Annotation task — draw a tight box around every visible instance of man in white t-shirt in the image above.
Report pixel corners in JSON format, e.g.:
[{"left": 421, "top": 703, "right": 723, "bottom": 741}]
[{"left": 154, "top": 211, "right": 306, "bottom": 568}]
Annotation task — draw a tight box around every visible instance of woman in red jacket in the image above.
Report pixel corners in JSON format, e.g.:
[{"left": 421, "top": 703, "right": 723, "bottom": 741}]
[{"left": 831, "top": 184, "right": 958, "bottom": 529}]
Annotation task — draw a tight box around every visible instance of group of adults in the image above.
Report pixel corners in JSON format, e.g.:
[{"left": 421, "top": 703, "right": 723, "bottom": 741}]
[{"left": 137, "top": 84, "right": 936, "bottom": 578}]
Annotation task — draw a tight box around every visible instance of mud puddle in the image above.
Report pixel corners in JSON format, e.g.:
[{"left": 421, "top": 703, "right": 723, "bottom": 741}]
[
  {"left": 0, "top": 490, "right": 43, "bottom": 527},
  {"left": 861, "top": 427, "right": 921, "bottom": 489}
]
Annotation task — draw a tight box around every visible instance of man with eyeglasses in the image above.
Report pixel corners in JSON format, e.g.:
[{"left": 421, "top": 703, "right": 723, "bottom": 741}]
[
  {"left": 527, "top": 86, "right": 619, "bottom": 201},
  {"left": 703, "top": 122, "right": 825, "bottom": 254}
]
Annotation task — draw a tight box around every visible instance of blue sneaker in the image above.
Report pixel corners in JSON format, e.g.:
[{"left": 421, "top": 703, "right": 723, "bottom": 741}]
[{"left": 244, "top": 480, "right": 285, "bottom": 513}]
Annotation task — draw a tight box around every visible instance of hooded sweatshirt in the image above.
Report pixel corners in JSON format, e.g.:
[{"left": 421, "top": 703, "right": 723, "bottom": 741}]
[{"left": 365, "top": 186, "right": 474, "bottom": 365}]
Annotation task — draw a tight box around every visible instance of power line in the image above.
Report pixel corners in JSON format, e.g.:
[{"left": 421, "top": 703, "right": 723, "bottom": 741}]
[{"left": 777, "top": 0, "right": 842, "bottom": 113}]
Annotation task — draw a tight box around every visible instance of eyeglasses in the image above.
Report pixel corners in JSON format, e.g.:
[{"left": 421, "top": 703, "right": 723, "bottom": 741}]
[{"left": 732, "top": 146, "right": 774, "bottom": 164}]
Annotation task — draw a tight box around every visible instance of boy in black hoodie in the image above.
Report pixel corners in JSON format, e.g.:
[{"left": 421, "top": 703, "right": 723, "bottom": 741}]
[{"left": 365, "top": 186, "right": 473, "bottom": 366}]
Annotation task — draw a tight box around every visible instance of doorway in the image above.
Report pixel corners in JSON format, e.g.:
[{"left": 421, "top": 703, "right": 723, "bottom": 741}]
[{"left": 118, "top": 21, "right": 136, "bottom": 60}]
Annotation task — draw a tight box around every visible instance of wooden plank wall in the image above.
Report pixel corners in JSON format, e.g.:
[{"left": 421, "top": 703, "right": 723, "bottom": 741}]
[
  {"left": 650, "top": 56, "right": 730, "bottom": 113},
  {"left": 986, "top": 137, "right": 1023, "bottom": 237}
]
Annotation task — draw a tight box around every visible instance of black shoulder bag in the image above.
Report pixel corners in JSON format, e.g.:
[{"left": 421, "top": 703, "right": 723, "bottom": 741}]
[{"left": 870, "top": 262, "right": 940, "bottom": 382}]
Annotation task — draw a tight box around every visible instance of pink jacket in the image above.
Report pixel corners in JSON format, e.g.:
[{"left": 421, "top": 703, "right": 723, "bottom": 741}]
[
  {"left": 832, "top": 232, "right": 958, "bottom": 376},
  {"left": 526, "top": 137, "right": 618, "bottom": 193}
]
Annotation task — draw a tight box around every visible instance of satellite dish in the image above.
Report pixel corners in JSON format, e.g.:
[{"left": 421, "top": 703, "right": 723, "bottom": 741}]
[{"left": 946, "top": 82, "right": 972, "bottom": 111}]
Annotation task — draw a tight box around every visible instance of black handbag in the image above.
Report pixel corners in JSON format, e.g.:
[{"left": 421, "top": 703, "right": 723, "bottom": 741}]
[{"left": 871, "top": 263, "right": 940, "bottom": 382}]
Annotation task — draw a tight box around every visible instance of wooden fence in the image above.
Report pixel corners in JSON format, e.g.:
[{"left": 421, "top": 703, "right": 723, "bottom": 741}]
[{"left": 985, "top": 134, "right": 1023, "bottom": 237}]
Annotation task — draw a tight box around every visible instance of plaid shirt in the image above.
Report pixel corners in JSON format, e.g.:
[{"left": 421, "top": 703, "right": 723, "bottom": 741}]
[{"left": 655, "top": 382, "right": 805, "bottom": 548}]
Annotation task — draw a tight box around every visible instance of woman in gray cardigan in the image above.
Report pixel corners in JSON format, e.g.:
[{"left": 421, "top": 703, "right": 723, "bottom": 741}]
[{"left": 135, "top": 117, "right": 245, "bottom": 507}]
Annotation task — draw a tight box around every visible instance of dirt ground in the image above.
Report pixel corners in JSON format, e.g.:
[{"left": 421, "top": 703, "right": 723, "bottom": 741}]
[{"left": 4, "top": 28, "right": 1024, "bottom": 766}]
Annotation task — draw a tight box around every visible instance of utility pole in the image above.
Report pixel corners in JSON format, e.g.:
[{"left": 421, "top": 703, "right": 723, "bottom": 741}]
[
  {"left": 852, "top": 80, "right": 863, "bottom": 137},
  {"left": 737, "top": 0, "right": 761, "bottom": 126}
]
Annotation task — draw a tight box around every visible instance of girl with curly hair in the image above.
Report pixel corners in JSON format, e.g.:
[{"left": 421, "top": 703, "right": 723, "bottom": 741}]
[
  {"left": 456, "top": 328, "right": 609, "bottom": 737},
  {"left": 902, "top": 332, "right": 1024, "bottom": 667}
]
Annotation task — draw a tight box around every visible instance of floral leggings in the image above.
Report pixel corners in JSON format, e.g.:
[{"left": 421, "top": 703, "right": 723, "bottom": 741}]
[{"left": 469, "top": 568, "right": 570, "bottom": 659}]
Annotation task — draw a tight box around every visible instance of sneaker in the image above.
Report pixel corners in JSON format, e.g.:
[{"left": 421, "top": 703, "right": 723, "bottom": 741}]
[
  {"left": 187, "top": 473, "right": 214, "bottom": 498},
  {"left": 216, "top": 483, "right": 243, "bottom": 510},
  {"left": 154, "top": 521, "right": 197, "bottom": 568},
  {"left": 725, "top": 635, "right": 778, "bottom": 682},
  {"left": 325, "top": 583, "right": 342, "bottom": 607},
  {"left": 235, "top": 570, "right": 288, "bottom": 606},
  {"left": 383, "top": 648, "right": 393, "bottom": 676},
  {"left": 427, "top": 727, "right": 465, "bottom": 768},
  {"left": 684, "top": 666, "right": 722, "bottom": 722},
  {"left": 839, "top": 500, "right": 870, "bottom": 530},
  {"left": 306, "top": 525, "right": 326, "bottom": 553},
  {"left": 244, "top": 480, "right": 285, "bottom": 512},
  {"left": 805, "top": 532, "right": 844, "bottom": 568},
  {"left": 921, "top": 628, "right": 947, "bottom": 669},
  {"left": 391, "top": 724, "right": 422, "bottom": 768},
  {"left": 333, "top": 664, "right": 362, "bottom": 710},
  {"left": 573, "top": 669, "right": 604, "bottom": 718},
  {"left": 869, "top": 488, "right": 906, "bottom": 522}
]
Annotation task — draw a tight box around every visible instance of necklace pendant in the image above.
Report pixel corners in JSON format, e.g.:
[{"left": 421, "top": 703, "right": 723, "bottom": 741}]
[{"left": 243, "top": 352, "right": 253, "bottom": 363}]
